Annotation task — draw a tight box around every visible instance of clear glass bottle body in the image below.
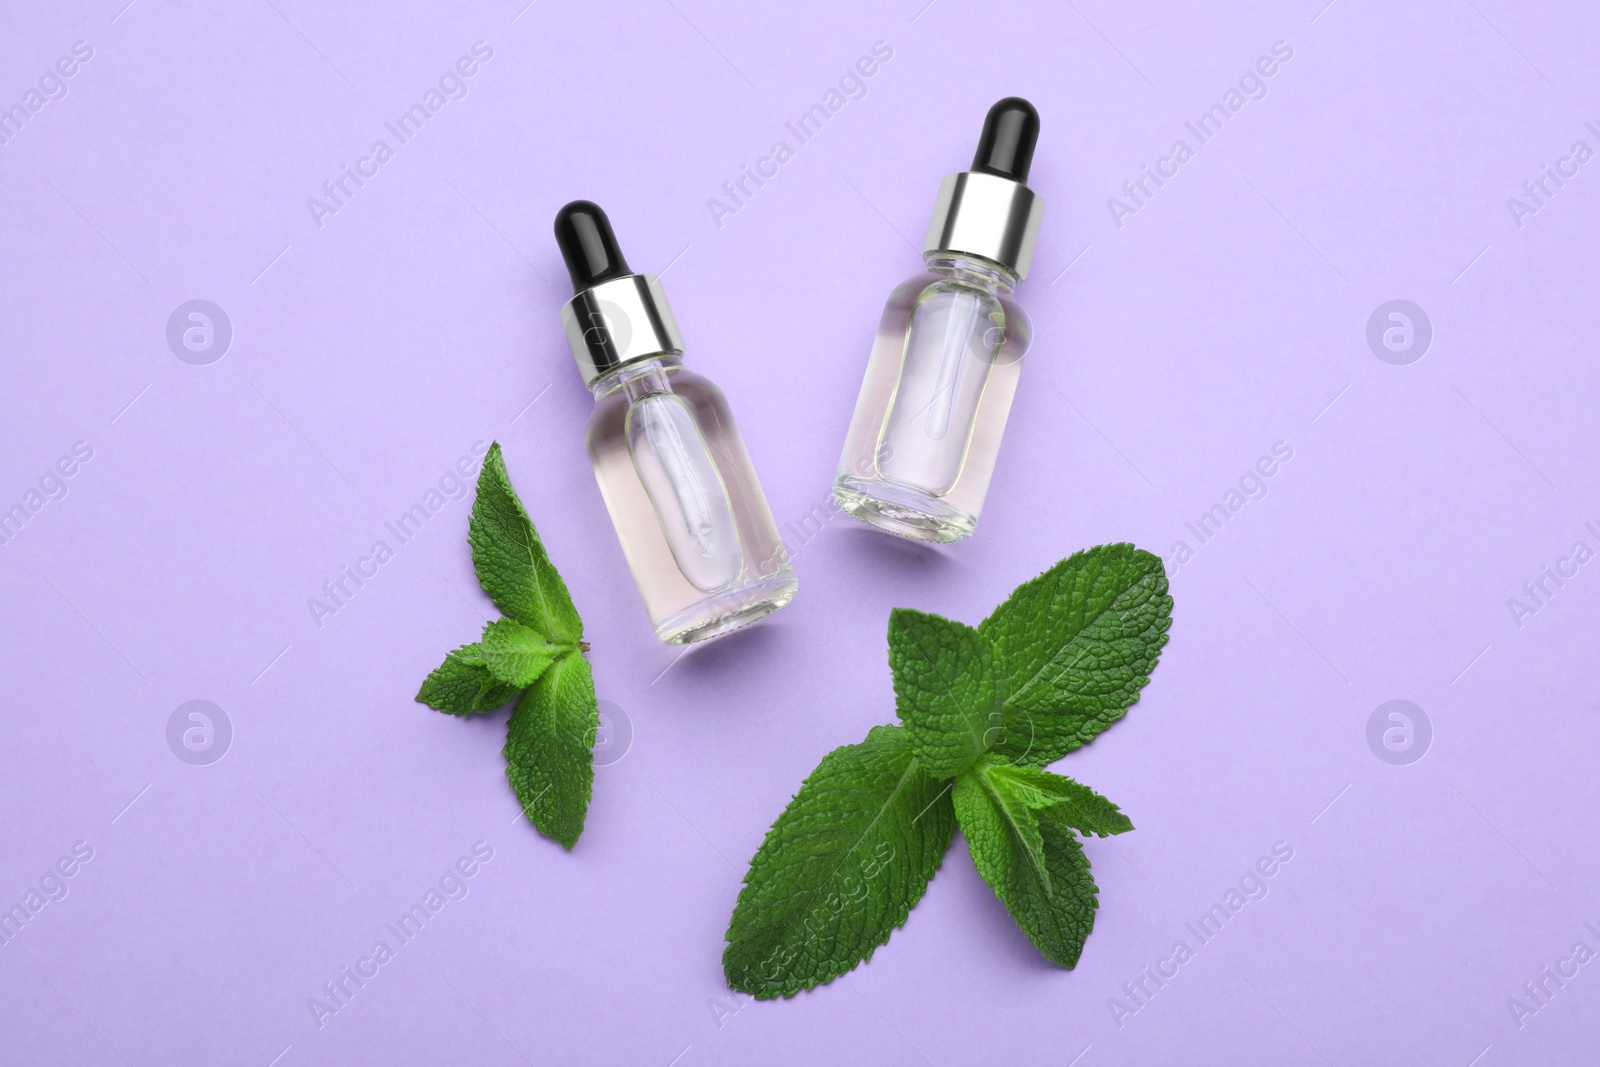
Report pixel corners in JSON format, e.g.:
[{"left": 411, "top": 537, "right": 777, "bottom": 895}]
[
  {"left": 586, "top": 356, "right": 796, "bottom": 644},
  {"left": 834, "top": 252, "right": 1033, "bottom": 542}
]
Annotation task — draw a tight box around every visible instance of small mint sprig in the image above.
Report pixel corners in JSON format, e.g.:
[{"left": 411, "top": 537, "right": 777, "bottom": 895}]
[
  {"left": 723, "top": 544, "right": 1172, "bottom": 997},
  {"left": 416, "top": 441, "right": 599, "bottom": 850}
]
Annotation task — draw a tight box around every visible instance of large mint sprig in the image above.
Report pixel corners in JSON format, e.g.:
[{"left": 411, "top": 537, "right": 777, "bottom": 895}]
[
  {"left": 723, "top": 544, "right": 1171, "bottom": 997},
  {"left": 415, "top": 441, "right": 598, "bottom": 850}
]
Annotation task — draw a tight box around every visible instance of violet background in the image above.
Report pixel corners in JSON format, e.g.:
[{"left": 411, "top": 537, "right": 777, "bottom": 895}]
[{"left": 3, "top": 0, "right": 1599, "bottom": 1063}]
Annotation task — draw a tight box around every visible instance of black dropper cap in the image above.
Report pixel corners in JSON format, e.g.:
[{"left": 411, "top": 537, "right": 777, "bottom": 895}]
[
  {"left": 970, "top": 97, "right": 1040, "bottom": 184},
  {"left": 554, "top": 200, "right": 632, "bottom": 293}
]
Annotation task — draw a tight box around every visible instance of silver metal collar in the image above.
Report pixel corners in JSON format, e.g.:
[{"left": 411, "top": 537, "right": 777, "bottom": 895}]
[
  {"left": 560, "top": 274, "right": 684, "bottom": 386},
  {"left": 923, "top": 171, "right": 1044, "bottom": 281}
]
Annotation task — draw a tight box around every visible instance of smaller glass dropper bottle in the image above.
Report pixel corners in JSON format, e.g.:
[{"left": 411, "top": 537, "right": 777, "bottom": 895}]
[
  {"left": 834, "top": 98, "right": 1045, "bottom": 543},
  {"left": 555, "top": 201, "right": 797, "bottom": 645}
]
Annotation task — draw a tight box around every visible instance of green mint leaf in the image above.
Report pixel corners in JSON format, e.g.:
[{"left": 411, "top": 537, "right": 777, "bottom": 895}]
[
  {"left": 979, "top": 763, "right": 1134, "bottom": 838},
  {"left": 724, "top": 725, "right": 956, "bottom": 999},
  {"left": 887, "top": 608, "right": 1005, "bottom": 779},
  {"left": 954, "top": 767, "right": 1100, "bottom": 967},
  {"left": 418, "top": 442, "right": 601, "bottom": 849},
  {"left": 478, "top": 617, "right": 572, "bottom": 687},
  {"left": 978, "top": 544, "right": 1171, "bottom": 767},
  {"left": 956, "top": 760, "right": 1052, "bottom": 895},
  {"left": 503, "top": 650, "right": 598, "bottom": 850},
  {"left": 469, "top": 442, "right": 584, "bottom": 644},
  {"left": 721, "top": 545, "right": 1172, "bottom": 985},
  {"left": 416, "top": 643, "right": 522, "bottom": 715}
]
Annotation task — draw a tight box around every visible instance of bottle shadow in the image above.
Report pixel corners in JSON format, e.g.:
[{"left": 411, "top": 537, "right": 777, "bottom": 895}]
[
  {"left": 669, "top": 619, "right": 785, "bottom": 680},
  {"left": 836, "top": 524, "right": 957, "bottom": 579}
]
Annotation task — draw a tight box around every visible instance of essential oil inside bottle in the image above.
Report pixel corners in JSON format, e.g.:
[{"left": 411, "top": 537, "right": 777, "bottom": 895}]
[
  {"left": 555, "top": 201, "right": 797, "bottom": 643},
  {"left": 833, "top": 98, "right": 1044, "bottom": 543}
]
